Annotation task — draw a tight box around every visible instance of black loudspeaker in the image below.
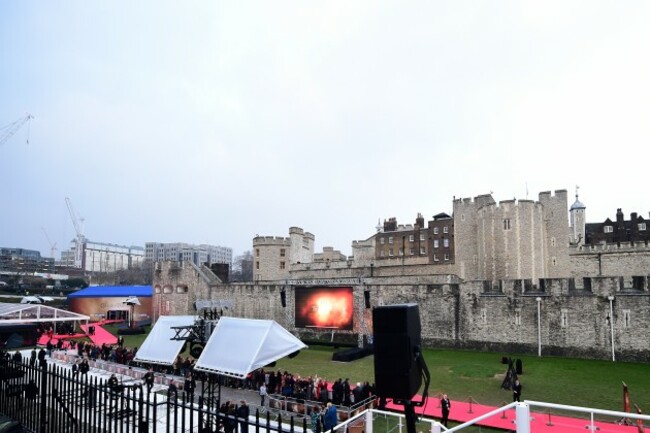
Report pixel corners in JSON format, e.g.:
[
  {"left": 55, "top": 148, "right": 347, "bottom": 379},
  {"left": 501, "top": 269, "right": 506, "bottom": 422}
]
[
  {"left": 373, "top": 304, "right": 422, "bottom": 400},
  {"left": 190, "top": 343, "right": 204, "bottom": 358},
  {"left": 280, "top": 290, "right": 286, "bottom": 308},
  {"left": 364, "top": 290, "right": 371, "bottom": 309}
]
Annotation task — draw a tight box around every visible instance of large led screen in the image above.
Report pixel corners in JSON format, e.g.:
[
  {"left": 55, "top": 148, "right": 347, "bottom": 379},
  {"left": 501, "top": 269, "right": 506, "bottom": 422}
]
[{"left": 295, "top": 287, "right": 354, "bottom": 330}]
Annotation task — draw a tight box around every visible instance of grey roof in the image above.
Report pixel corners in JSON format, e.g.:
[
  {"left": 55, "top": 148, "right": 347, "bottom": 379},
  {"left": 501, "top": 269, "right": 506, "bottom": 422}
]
[{"left": 570, "top": 198, "right": 586, "bottom": 210}]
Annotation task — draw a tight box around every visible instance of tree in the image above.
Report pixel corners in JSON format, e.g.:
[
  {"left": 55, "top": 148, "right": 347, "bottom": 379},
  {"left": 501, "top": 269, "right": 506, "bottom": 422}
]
[{"left": 231, "top": 251, "right": 254, "bottom": 282}]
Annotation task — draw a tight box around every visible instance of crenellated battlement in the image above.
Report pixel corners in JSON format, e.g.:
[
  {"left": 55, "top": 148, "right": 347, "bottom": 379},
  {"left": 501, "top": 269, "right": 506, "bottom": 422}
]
[
  {"left": 574, "top": 241, "right": 650, "bottom": 252},
  {"left": 253, "top": 236, "right": 291, "bottom": 246}
]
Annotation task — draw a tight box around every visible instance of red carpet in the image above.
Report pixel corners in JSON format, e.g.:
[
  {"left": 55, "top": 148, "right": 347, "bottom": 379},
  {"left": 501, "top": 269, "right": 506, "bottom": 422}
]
[
  {"left": 79, "top": 323, "right": 117, "bottom": 346},
  {"left": 37, "top": 321, "right": 120, "bottom": 348},
  {"left": 37, "top": 333, "right": 86, "bottom": 348},
  {"left": 386, "top": 396, "right": 644, "bottom": 432}
]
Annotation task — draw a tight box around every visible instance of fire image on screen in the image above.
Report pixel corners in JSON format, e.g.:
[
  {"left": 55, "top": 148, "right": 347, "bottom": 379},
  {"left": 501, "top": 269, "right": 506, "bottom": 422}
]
[{"left": 295, "top": 287, "right": 353, "bottom": 330}]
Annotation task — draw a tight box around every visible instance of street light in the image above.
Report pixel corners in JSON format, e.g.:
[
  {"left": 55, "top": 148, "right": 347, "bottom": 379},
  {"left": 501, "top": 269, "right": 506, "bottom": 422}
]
[
  {"left": 608, "top": 296, "right": 615, "bottom": 362},
  {"left": 536, "top": 297, "right": 542, "bottom": 357}
]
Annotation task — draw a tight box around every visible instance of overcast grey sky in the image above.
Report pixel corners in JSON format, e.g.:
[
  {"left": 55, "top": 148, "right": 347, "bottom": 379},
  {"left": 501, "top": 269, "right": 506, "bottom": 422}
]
[{"left": 2, "top": 1, "right": 649, "bottom": 260}]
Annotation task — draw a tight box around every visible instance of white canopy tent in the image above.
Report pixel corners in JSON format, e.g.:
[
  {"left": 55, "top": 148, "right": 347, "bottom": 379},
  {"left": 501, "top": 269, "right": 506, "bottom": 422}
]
[
  {"left": 20, "top": 296, "right": 55, "bottom": 304},
  {"left": 132, "top": 315, "right": 198, "bottom": 365},
  {"left": 194, "top": 317, "right": 308, "bottom": 379},
  {"left": 0, "top": 302, "right": 90, "bottom": 325},
  {"left": 0, "top": 302, "right": 90, "bottom": 336}
]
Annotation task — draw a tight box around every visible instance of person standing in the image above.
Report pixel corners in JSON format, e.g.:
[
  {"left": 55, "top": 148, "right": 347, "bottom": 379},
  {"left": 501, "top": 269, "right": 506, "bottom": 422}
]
[
  {"left": 184, "top": 372, "right": 196, "bottom": 401},
  {"left": 37, "top": 348, "right": 46, "bottom": 368},
  {"left": 440, "top": 394, "right": 451, "bottom": 427},
  {"left": 324, "top": 402, "right": 337, "bottom": 431},
  {"left": 310, "top": 405, "right": 322, "bottom": 433},
  {"left": 259, "top": 382, "right": 268, "bottom": 407},
  {"left": 30, "top": 348, "right": 37, "bottom": 367},
  {"left": 513, "top": 379, "right": 522, "bottom": 402},
  {"left": 237, "top": 400, "right": 250, "bottom": 433},
  {"left": 144, "top": 367, "right": 155, "bottom": 393}
]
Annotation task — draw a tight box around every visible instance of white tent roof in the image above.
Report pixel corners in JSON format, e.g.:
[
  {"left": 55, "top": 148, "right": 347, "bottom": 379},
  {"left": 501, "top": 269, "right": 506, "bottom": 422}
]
[
  {"left": 0, "top": 302, "right": 90, "bottom": 324},
  {"left": 133, "top": 315, "right": 198, "bottom": 365},
  {"left": 194, "top": 317, "right": 307, "bottom": 379}
]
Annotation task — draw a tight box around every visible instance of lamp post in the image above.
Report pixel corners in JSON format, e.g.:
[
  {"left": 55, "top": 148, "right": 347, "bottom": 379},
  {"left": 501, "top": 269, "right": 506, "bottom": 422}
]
[
  {"left": 536, "top": 297, "right": 542, "bottom": 357},
  {"left": 608, "top": 296, "right": 615, "bottom": 362}
]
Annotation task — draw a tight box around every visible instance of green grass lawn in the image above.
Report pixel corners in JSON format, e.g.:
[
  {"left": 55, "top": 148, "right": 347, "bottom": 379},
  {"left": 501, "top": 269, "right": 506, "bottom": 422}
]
[{"left": 270, "top": 346, "right": 650, "bottom": 413}]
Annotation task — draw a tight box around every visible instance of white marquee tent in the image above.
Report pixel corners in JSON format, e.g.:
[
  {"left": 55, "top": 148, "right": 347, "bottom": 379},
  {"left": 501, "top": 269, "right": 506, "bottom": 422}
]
[
  {"left": 134, "top": 315, "right": 307, "bottom": 379},
  {"left": 132, "top": 315, "right": 198, "bottom": 365},
  {"left": 193, "top": 317, "right": 308, "bottom": 379},
  {"left": 0, "top": 302, "right": 90, "bottom": 325}
]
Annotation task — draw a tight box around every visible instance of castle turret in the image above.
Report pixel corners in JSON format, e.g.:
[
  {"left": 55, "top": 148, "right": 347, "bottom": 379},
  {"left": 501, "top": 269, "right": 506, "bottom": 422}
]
[{"left": 569, "top": 187, "right": 586, "bottom": 245}]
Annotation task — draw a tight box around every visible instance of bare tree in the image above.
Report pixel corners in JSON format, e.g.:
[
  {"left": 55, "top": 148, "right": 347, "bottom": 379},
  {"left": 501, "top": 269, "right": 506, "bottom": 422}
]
[{"left": 231, "top": 251, "right": 253, "bottom": 282}]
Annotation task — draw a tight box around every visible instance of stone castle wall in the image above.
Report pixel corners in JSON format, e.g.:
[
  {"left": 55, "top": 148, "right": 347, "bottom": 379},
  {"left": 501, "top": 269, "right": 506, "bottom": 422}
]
[{"left": 153, "top": 260, "right": 650, "bottom": 361}]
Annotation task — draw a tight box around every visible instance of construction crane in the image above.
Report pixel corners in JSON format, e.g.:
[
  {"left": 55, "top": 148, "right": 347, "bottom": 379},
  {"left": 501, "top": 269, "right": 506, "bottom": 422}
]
[
  {"left": 65, "top": 197, "right": 86, "bottom": 269},
  {"left": 0, "top": 113, "right": 33, "bottom": 146},
  {"left": 41, "top": 227, "right": 58, "bottom": 260}
]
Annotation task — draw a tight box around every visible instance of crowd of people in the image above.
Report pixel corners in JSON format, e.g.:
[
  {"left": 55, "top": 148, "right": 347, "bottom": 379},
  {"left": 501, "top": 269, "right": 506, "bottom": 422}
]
[{"left": 230, "top": 369, "right": 376, "bottom": 407}]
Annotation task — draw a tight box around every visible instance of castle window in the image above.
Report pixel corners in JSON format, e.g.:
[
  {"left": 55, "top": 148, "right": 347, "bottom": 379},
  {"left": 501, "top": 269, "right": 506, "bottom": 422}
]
[
  {"left": 280, "top": 261, "right": 285, "bottom": 269},
  {"left": 461, "top": 214, "right": 465, "bottom": 221},
  {"left": 444, "top": 253, "right": 450, "bottom": 261},
  {"left": 280, "top": 249, "right": 286, "bottom": 257},
  {"left": 514, "top": 309, "right": 521, "bottom": 326},
  {"left": 433, "top": 227, "right": 439, "bottom": 235},
  {"left": 389, "top": 249, "right": 394, "bottom": 257},
  {"left": 256, "top": 261, "right": 259, "bottom": 270},
  {"left": 433, "top": 254, "right": 439, "bottom": 262},
  {"left": 433, "top": 240, "right": 439, "bottom": 248},
  {"left": 398, "top": 248, "right": 404, "bottom": 256},
  {"left": 420, "top": 233, "right": 426, "bottom": 241},
  {"left": 163, "top": 285, "right": 173, "bottom": 294},
  {"left": 604, "top": 225, "right": 613, "bottom": 233},
  {"left": 380, "top": 238, "right": 385, "bottom": 245},
  {"left": 550, "top": 237, "right": 556, "bottom": 247},
  {"left": 410, "top": 248, "right": 415, "bottom": 255},
  {"left": 443, "top": 238, "right": 449, "bottom": 248},
  {"left": 552, "top": 257, "right": 557, "bottom": 266},
  {"left": 561, "top": 309, "right": 568, "bottom": 327},
  {"left": 176, "top": 285, "right": 188, "bottom": 294},
  {"left": 623, "top": 310, "right": 631, "bottom": 328},
  {"left": 639, "top": 223, "right": 647, "bottom": 231},
  {"left": 503, "top": 219, "right": 511, "bottom": 230},
  {"left": 420, "top": 247, "right": 426, "bottom": 255},
  {"left": 380, "top": 250, "right": 385, "bottom": 257},
  {"left": 443, "top": 226, "right": 449, "bottom": 234},
  {"left": 481, "top": 308, "right": 487, "bottom": 324},
  {"left": 388, "top": 237, "right": 394, "bottom": 244},
  {"left": 409, "top": 235, "right": 414, "bottom": 242},
  {"left": 256, "top": 249, "right": 259, "bottom": 257}
]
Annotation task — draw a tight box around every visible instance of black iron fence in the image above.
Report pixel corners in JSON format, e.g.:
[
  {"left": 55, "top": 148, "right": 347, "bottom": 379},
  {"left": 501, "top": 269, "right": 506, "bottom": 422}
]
[{"left": 0, "top": 359, "right": 309, "bottom": 433}]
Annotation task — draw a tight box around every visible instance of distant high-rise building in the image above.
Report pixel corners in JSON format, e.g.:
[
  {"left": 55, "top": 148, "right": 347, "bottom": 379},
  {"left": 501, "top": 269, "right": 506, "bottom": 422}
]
[
  {"left": 145, "top": 242, "right": 232, "bottom": 267},
  {"left": 0, "top": 247, "right": 55, "bottom": 274},
  {"left": 60, "top": 240, "right": 144, "bottom": 273}
]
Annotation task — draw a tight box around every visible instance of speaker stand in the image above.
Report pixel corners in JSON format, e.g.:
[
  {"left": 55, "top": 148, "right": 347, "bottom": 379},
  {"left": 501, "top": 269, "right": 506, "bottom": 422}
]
[{"left": 401, "top": 400, "right": 417, "bottom": 433}]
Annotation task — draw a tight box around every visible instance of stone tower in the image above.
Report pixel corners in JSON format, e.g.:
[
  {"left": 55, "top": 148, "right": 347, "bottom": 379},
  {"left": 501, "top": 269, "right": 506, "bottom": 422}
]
[
  {"left": 252, "top": 227, "right": 315, "bottom": 281},
  {"left": 453, "top": 193, "right": 497, "bottom": 280}
]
